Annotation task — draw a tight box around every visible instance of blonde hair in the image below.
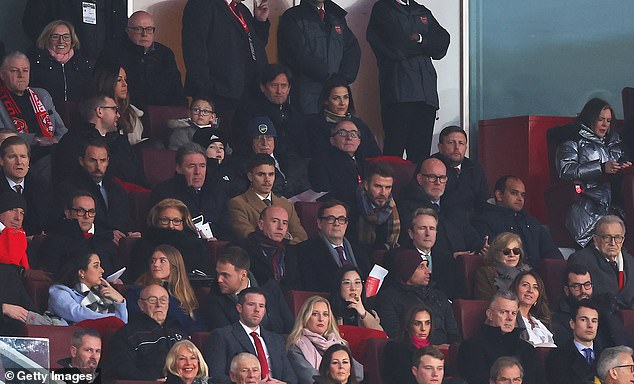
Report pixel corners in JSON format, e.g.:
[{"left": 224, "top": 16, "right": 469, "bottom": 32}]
[
  {"left": 147, "top": 198, "right": 197, "bottom": 233},
  {"left": 485, "top": 232, "right": 525, "bottom": 265},
  {"left": 164, "top": 340, "right": 208, "bottom": 379},
  {"left": 136, "top": 244, "right": 199, "bottom": 318},
  {"left": 36, "top": 20, "right": 80, "bottom": 50},
  {"left": 286, "top": 296, "right": 345, "bottom": 348}
]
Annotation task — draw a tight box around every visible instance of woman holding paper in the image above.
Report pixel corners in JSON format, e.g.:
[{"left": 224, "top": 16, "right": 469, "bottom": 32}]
[{"left": 329, "top": 265, "right": 382, "bottom": 330}]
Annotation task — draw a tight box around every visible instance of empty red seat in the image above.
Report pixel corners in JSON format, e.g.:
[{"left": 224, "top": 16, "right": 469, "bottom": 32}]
[
  {"left": 117, "top": 236, "right": 140, "bottom": 268},
  {"left": 452, "top": 299, "right": 488, "bottom": 340},
  {"left": 456, "top": 254, "right": 484, "bottom": 298},
  {"left": 618, "top": 309, "right": 634, "bottom": 341},
  {"left": 364, "top": 337, "right": 389, "bottom": 384},
  {"left": 21, "top": 324, "right": 82, "bottom": 368},
  {"left": 190, "top": 331, "right": 210, "bottom": 351},
  {"left": 538, "top": 258, "right": 567, "bottom": 309},
  {"left": 338, "top": 325, "right": 387, "bottom": 366},
  {"left": 284, "top": 290, "right": 329, "bottom": 317},
  {"left": 206, "top": 240, "right": 229, "bottom": 269},
  {"left": 140, "top": 147, "right": 176, "bottom": 189},
  {"left": 294, "top": 201, "right": 322, "bottom": 239},
  {"left": 142, "top": 105, "right": 190, "bottom": 146}
]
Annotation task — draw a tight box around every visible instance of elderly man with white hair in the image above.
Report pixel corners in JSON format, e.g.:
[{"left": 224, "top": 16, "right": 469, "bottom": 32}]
[{"left": 597, "top": 346, "right": 634, "bottom": 384}]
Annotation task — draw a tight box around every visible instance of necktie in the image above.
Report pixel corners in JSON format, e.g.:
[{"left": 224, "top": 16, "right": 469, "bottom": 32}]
[
  {"left": 14, "top": 185, "right": 22, "bottom": 194},
  {"left": 319, "top": 8, "right": 325, "bottom": 23},
  {"left": 583, "top": 348, "right": 593, "bottom": 366},
  {"left": 453, "top": 166, "right": 461, "bottom": 176},
  {"left": 431, "top": 202, "right": 440, "bottom": 214},
  {"left": 335, "top": 246, "right": 349, "bottom": 265},
  {"left": 263, "top": 198, "right": 272, "bottom": 206},
  {"left": 250, "top": 332, "right": 270, "bottom": 379},
  {"left": 610, "top": 260, "right": 619, "bottom": 276},
  {"left": 99, "top": 183, "right": 108, "bottom": 208}
]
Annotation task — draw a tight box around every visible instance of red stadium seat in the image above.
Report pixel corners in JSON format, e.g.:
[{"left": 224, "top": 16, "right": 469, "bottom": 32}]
[
  {"left": 537, "top": 258, "right": 567, "bottom": 308},
  {"left": 23, "top": 277, "right": 51, "bottom": 313},
  {"left": 140, "top": 147, "right": 176, "bottom": 189},
  {"left": 117, "top": 236, "right": 140, "bottom": 268},
  {"left": 21, "top": 324, "right": 82, "bottom": 368},
  {"left": 456, "top": 254, "right": 484, "bottom": 298},
  {"left": 366, "top": 156, "right": 416, "bottom": 199},
  {"left": 142, "top": 105, "right": 190, "bottom": 146},
  {"left": 294, "top": 201, "right": 322, "bottom": 239},
  {"left": 452, "top": 299, "right": 488, "bottom": 340},
  {"left": 618, "top": 309, "right": 634, "bottom": 341},
  {"left": 128, "top": 190, "right": 152, "bottom": 232},
  {"left": 284, "top": 290, "right": 329, "bottom": 317},
  {"left": 364, "top": 337, "right": 389, "bottom": 384},
  {"left": 190, "top": 332, "right": 210, "bottom": 351},
  {"left": 206, "top": 240, "right": 229, "bottom": 269},
  {"left": 338, "top": 325, "right": 387, "bottom": 366}
]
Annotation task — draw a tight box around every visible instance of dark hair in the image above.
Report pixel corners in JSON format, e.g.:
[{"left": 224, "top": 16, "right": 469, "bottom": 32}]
[
  {"left": 81, "top": 137, "right": 109, "bottom": 158},
  {"left": 189, "top": 97, "right": 215, "bottom": 109},
  {"left": 365, "top": 161, "right": 394, "bottom": 181},
  {"left": 317, "top": 344, "right": 359, "bottom": 384},
  {"left": 57, "top": 251, "right": 99, "bottom": 287},
  {"left": 260, "top": 63, "right": 292, "bottom": 86},
  {"left": 318, "top": 76, "right": 355, "bottom": 115},
  {"left": 329, "top": 265, "right": 368, "bottom": 324},
  {"left": 71, "top": 328, "right": 101, "bottom": 347},
  {"left": 493, "top": 175, "right": 522, "bottom": 194},
  {"left": 510, "top": 270, "right": 551, "bottom": 327},
  {"left": 217, "top": 246, "right": 251, "bottom": 271},
  {"left": 438, "top": 125, "right": 467, "bottom": 143},
  {"left": 562, "top": 263, "right": 591, "bottom": 286},
  {"left": 411, "top": 345, "right": 445, "bottom": 367},
  {"left": 317, "top": 200, "right": 348, "bottom": 219},
  {"left": 571, "top": 298, "right": 600, "bottom": 322},
  {"left": 64, "top": 189, "right": 95, "bottom": 211},
  {"left": 247, "top": 153, "right": 276, "bottom": 172},
  {"left": 399, "top": 303, "right": 433, "bottom": 342},
  {"left": 79, "top": 93, "right": 110, "bottom": 124},
  {"left": 175, "top": 142, "right": 205, "bottom": 166},
  {"left": 237, "top": 287, "right": 266, "bottom": 305},
  {"left": 577, "top": 98, "right": 615, "bottom": 130},
  {"left": 0, "top": 136, "right": 29, "bottom": 158},
  {"left": 89, "top": 59, "right": 134, "bottom": 133}
]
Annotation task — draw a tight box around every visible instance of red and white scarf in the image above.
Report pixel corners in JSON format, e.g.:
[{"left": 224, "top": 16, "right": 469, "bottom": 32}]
[{"left": 0, "top": 84, "right": 54, "bottom": 137}]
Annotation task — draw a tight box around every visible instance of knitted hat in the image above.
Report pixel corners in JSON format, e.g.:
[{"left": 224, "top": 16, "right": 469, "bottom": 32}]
[
  {"left": 0, "top": 191, "right": 26, "bottom": 213},
  {"left": 246, "top": 116, "right": 277, "bottom": 139},
  {"left": 393, "top": 249, "right": 425, "bottom": 284},
  {"left": 192, "top": 128, "right": 226, "bottom": 149}
]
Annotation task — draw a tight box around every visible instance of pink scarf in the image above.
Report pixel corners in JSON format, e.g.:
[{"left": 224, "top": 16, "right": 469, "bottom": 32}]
[
  {"left": 48, "top": 48, "right": 75, "bottom": 65},
  {"left": 295, "top": 329, "right": 343, "bottom": 369},
  {"left": 410, "top": 334, "right": 430, "bottom": 349}
]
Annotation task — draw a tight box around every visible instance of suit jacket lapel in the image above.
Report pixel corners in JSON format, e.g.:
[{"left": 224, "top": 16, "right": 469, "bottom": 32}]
[
  {"left": 232, "top": 322, "right": 257, "bottom": 355},
  {"left": 261, "top": 329, "right": 279, "bottom": 375},
  {"left": 246, "top": 189, "right": 267, "bottom": 211}
]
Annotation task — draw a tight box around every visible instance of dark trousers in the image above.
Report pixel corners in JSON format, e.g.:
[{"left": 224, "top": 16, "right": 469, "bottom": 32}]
[{"left": 381, "top": 101, "right": 437, "bottom": 165}]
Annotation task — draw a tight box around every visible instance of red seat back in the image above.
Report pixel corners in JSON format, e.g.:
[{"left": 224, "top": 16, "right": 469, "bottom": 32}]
[
  {"left": 284, "top": 290, "right": 329, "bottom": 317},
  {"left": 206, "top": 240, "right": 229, "bottom": 270},
  {"left": 366, "top": 156, "right": 416, "bottom": 199},
  {"left": 452, "top": 299, "right": 488, "bottom": 340},
  {"left": 21, "top": 324, "right": 82, "bottom": 368},
  {"left": 618, "top": 310, "right": 634, "bottom": 341},
  {"left": 190, "top": 331, "right": 210, "bottom": 351},
  {"left": 456, "top": 254, "right": 484, "bottom": 298},
  {"left": 338, "top": 325, "right": 387, "bottom": 366},
  {"left": 23, "top": 278, "right": 51, "bottom": 313},
  {"left": 117, "top": 236, "right": 140, "bottom": 268},
  {"left": 142, "top": 105, "right": 190, "bottom": 146},
  {"left": 538, "top": 258, "right": 567, "bottom": 308},
  {"left": 364, "top": 337, "right": 389, "bottom": 384},
  {"left": 128, "top": 190, "right": 152, "bottom": 232},
  {"left": 140, "top": 147, "right": 176, "bottom": 189},
  {"left": 294, "top": 201, "right": 322, "bottom": 239}
]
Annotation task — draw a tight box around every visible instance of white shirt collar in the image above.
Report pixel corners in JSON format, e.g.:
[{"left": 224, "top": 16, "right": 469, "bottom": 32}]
[
  {"left": 239, "top": 320, "right": 260, "bottom": 335},
  {"left": 255, "top": 191, "right": 272, "bottom": 201},
  {"left": 6, "top": 176, "right": 24, "bottom": 190},
  {"left": 574, "top": 339, "right": 594, "bottom": 355},
  {"left": 0, "top": 221, "right": 5, "bottom": 233}
]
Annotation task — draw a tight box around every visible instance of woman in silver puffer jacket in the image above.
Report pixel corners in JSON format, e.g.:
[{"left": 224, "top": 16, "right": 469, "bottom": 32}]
[{"left": 556, "top": 98, "right": 632, "bottom": 247}]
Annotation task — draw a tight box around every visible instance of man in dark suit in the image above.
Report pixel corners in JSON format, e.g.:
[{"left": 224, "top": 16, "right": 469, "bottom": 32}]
[
  {"left": 57, "top": 138, "right": 139, "bottom": 246},
  {"left": 0, "top": 135, "right": 55, "bottom": 235},
  {"left": 546, "top": 299, "right": 602, "bottom": 384},
  {"left": 431, "top": 126, "right": 489, "bottom": 222},
  {"left": 204, "top": 246, "right": 294, "bottom": 333},
  {"left": 298, "top": 200, "right": 370, "bottom": 292},
  {"left": 569, "top": 215, "right": 634, "bottom": 309},
  {"left": 204, "top": 287, "right": 297, "bottom": 383}
]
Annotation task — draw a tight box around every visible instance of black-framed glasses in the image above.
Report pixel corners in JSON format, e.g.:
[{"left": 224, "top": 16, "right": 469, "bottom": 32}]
[
  {"left": 99, "top": 105, "right": 119, "bottom": 113},
  {"left": 568, "top": 281, "right": 593, "bottom": 290},
  {"left": 502, "top": 247, "right": 521, "bottom": 256},
  {"left": 614, "top": 364, "right": 634, "bottom": 373},
  {"left": 421, "top": 174, "right": 448, "bottom": 184},
  {"left": 331, "top": 130, "right": 360, "bottom": 139},
  {"left": 319, "top": 215, "right": 348, "bottom": 224},
  {"left": 139, "top": 296, "right": 169, "bottom": 305},
  {"left": 158, "top": 217, "right": 184, "bottom": 226},
  {"left": 50, "top": 33, "right": 72, "bottom": 42},
  {"left": 71, "top": 207, "right": 97, "bottom": 217},
  {"left": 127, "top": 26, "right": 156, "bottom": 34},
  {"left": 594, "top": 234, "right": 625, "bottom": 244},
  {"left": 191, "top": 107, "right": 215, "bottom": 116}
]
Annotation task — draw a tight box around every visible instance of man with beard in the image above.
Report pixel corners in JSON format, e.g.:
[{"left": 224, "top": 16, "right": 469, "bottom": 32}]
[{"left": 58, "top": 328, "right": 102, "bottom": 380}]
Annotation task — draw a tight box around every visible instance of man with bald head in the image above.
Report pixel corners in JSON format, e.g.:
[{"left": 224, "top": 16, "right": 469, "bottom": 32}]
[
  {"left": 99, "top": 10, "right": 186, "bottom": 108},
  {"left": 106, "top": 284, "right": 187, "bottom": 380}
]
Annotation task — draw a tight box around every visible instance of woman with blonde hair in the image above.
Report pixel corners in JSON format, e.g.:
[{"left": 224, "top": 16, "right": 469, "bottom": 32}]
[
  {"left": 28, "top": 19, "right": 94, "bottom": 105},
  {"left": 129, "top": 244, "right": 206, "bottom": 332},
  {"left": 287, "top": 296, "right": 363, "bottom": 383},
  {"left": 474, "top": 232, "right": 531, "bottom": 301},
  {"left": 163, "top": 340, "right": 209, "bottom": 384}
]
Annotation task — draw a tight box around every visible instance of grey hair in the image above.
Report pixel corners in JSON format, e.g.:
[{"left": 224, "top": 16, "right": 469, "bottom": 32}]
[
  {"left": 489, "top": 290, "right": 519, "bottom": 309},
  {"left": 489, "top": 356, "right": 523, "bottom": 380},
  {"left": 409, "top": 207, "right": 438, "bottom": 229},
  {"left": 594, "top": 215, "right": 626, "bottom": 235},
  {"left": 230, "top": 352, "right": 260, "bottom": 375},
  {"left": 1, "top": 51, "right": 28, "bottom": 71},
  {"left": 597, "top": 346, "right": 634, "bottom": 382}
]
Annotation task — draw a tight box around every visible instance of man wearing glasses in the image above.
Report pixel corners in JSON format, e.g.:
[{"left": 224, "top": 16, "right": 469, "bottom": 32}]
[
  {"left": 596, "top": 346, "right": 634, "bottom": 384},
  {"left": 569, "top": 215, "right": 634, "bottom": 309},
  {"left": 99, "top": 11, "right": 186, "bottom": 109},
  {"left": 106, "top": 284, "right": 187, "bottom": 380},
  {"left": 298, "top": 200, "right": 370, "bottom": 292}
]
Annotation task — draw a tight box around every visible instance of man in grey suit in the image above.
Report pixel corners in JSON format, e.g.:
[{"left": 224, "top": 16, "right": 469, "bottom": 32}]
[
  {"left": 569, "top": 215, "right": 634, "bottom": 309},
  {"left": 204, "top": 287, "right": 297, "bottom": 384}
]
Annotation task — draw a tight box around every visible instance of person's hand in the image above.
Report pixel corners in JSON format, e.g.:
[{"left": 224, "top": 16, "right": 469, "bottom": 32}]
[
  {"left": 127, "top": 232, "right": 142, "bottom": 238},
  {"left": 346, "top": 293, "right": 367, "bottom": 317},
  {"left": 2, "top": 304, "right": 28, "bottom": 323},
  {"left": 99, "top": 278, "right": 125, "bottom": 304},
  {"left": 409, "top": 33, "right": 421, "bottom": 41},
  {"left": 112, "top": 230, "right": 126, "bottom": 246},
  {"left": 24, "top": 268, "right": 52, "bottom": 282},
  {"left": 253, "top": 0, "right": 269, "bottom": 22},
  {"left": 604, "top": 161, "right": 632, "bottom": 174},
  {"left": 434, "top": 343, "right": 450, "bottom": 350},
  {"left": 478, "top": 235, "right": 490, "bottom": 257},
  {"left": 33, "top": 137, "right": 58, "bottom": 146}
]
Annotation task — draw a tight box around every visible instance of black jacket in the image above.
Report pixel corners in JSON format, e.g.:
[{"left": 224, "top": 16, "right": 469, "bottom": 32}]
[
  {"left": 182, "top": 0, "right": 269, "bottom": 109},
  {"left": 0, "top": 264, "right": 34, "bottom": 336},
  {"left": 27, "top": 47, "right": 94, "bottom": 105},
  {"left": 151, "top": 173, "right": 230, "bottom": 239},
  {"left": 383, "top": 340, "right": 418, "bottom": 384},
  {"left": 99, "top": 38, "right": 187, "bottom": 109},
  {"left": 278, "top": 0, "right": 360, "bottom": 114},
  {"left": 305, "top": 113, "right": 381, "bottom": 159},
  {"left": 375, "top": 283, "right": 459, "bottom": 343},
  {"left": 22, "top": 0, "right": 128, "bottom": 59},
  {"left": 241, "top": 232, "right": 302, "bottom": 292},
  {"left": 236, "top": 150, "right": 311, "bottom": 199},
  {"left": 457, "top": 325, "right": 545, "bottom": 384},
  {"left": 309, "top": 146, "right": 365, "bottom": 210},
  {"left": 545, "top": 339, "right": 599, "bottom": 384},
  {"left": 472, "top": 202, "right": 563, "bottom": 266},
  {"left": 105, "top": 312, "right": 187, "bottom": 380},
  {"left": 0, "top": 170, "right": 56, "bottom": 236},
  {"left": 366, "top": 0, "right": 449, "bottom": 106}
]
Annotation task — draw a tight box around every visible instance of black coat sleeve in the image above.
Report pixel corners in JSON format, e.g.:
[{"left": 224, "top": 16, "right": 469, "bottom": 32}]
[{"left": 181, "top": 0, "right": 216, "bottom": 98}]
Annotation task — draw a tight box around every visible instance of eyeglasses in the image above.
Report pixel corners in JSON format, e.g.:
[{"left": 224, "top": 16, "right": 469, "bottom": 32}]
[
  {"left": 341, "top": 279, "right": 363, "bottom": 287},
  {"left": 50, "top": 33, "right": 72, "bottom": 42},
  {"left": 421, "top": 174, "right": 448, "bottom": 184},
  {"left": 568, "top": 281, "right": 592, "bottom": 290},
  {"left": 594, "top": 234, "right": 625, "bottom": 244},
  {"left": 139, "top": 296, "right": 169, "bottom": 305},
  {"left": 191, "top": 107, "right": 215, "bottom": 116},
  {"left": 71, "top": 207, "right": 97, "bottom": 217},
  {"left": 331, "top": 130, "right": 360, "bottom": 139},
  {"left": 99, "top": 105, "right": 120, "bottom": 113},
  {"left": 614, "top": 364, "right": 634, "bottom": 373},
  {"left": 502, "top": 248, "right": 521, "bottom": 256},
  {"left": 319, "top": 215, "right": 348, "bottom": 224},
  {"left": 158, "top": 217, "right": 184, "bottom": 226},
  {"left": 127, "top": 26, "right": 156, "bottom": 34}
]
